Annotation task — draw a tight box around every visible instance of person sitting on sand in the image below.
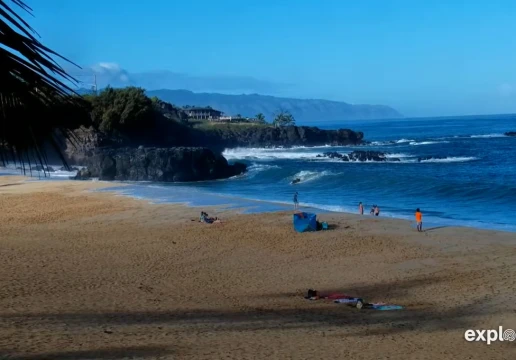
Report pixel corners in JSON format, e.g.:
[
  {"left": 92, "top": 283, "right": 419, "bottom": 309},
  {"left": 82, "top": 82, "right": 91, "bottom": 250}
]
[
  {"left": 200, "top": 211, "right": 220, "bottom": 224},
  {"left": 359, "top": 202, "right": 364, "bottom": 215},
  {"left": 415, "top": 208, "right": 423, "bottom": 232}
]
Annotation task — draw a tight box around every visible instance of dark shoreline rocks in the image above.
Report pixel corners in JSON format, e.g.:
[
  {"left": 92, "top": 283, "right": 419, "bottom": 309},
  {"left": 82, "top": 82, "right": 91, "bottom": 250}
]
[
  {"left": 75, "top": 147, "right": 247, "bottom": 182},
  {"left": 58, "top": 124, "right": 364, "bottom": 182},
  {"left": 62, "top": 125, "right": 365, "bottom": 164},
  {"left": 317, "top": 150, "right": 399, "bottom": 162}
]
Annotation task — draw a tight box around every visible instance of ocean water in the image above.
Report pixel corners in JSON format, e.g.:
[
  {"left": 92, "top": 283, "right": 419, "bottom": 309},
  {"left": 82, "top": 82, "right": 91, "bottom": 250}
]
[{"left": 2, "top": 115, "right": 516, "bottom": 232}]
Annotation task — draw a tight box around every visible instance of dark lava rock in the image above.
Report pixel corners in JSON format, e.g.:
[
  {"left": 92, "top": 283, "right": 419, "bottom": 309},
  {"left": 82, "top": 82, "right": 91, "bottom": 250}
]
[
  {"left": 74, "top": 147, "right": 247, "bottom": 182},
  {"left": 319, "top": 150, "right": 398, "bottom": 162}
]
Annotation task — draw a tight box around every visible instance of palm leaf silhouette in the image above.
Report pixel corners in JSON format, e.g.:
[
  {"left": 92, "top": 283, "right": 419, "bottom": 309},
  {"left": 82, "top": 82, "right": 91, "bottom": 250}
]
[{"left": 0, "top": 0, "right": 90, "bottom": 173}]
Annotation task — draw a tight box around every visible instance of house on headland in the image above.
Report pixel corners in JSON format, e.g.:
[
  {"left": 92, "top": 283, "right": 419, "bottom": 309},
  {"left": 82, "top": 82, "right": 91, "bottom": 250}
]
[{"left": 183, "top": 107, "right": 223, "bottom": 120}]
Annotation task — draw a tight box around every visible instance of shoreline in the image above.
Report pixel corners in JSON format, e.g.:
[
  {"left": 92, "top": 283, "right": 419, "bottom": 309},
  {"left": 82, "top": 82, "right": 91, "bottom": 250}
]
[
  {"left": 92, "top": 180, "right": 516, "bottom": 234},
  {"left": 2, "top": 173, "right": 516, "bottom": 233}
]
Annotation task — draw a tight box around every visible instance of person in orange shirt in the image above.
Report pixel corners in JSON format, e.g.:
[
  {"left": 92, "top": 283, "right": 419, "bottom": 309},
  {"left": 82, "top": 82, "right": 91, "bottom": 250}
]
[{"left": 415, "top": 208, "right": 423, "bottom": 232}]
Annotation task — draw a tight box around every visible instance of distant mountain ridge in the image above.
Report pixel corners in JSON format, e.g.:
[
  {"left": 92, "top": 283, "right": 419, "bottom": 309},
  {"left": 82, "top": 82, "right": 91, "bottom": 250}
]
[{"left": 145, "top": 89, "right": 402, "bottom": 123}]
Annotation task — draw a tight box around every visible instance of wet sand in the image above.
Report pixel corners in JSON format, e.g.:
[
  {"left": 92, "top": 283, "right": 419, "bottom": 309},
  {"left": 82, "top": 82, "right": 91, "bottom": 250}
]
[{"left": 0, "top": 176, "right": 515, "bottom": 359}]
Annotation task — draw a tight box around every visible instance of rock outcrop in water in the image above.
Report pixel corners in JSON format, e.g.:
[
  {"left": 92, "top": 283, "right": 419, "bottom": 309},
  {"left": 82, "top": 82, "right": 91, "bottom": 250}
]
[
  {"left": 317, "top": 150, "right": 399, "bottom": 162},
  {"left": 505, "top": 132, "right": 516, "bottom": 136},
  {"left": 75, "top": 147, "right": 247, "bottom": 182}
]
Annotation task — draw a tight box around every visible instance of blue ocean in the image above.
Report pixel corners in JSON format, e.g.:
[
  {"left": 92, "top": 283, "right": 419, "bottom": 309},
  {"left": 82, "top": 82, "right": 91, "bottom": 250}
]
[{"left": 3, "top": 115, "right": 516, "bottom": 232}]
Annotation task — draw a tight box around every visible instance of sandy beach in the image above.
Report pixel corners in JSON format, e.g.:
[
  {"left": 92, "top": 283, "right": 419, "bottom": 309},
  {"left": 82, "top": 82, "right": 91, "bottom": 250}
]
[{"left": 0, "top": 175, "right": 515, "bottom": 360}]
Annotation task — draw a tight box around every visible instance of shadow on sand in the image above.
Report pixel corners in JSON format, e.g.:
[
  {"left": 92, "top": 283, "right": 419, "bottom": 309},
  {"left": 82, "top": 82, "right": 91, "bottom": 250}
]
[
  {"left": 0, "top": 346, "right": 176, "bottom": 360},
  {"left": 1, "top": 274, "right": 506, "bottom": 360}
]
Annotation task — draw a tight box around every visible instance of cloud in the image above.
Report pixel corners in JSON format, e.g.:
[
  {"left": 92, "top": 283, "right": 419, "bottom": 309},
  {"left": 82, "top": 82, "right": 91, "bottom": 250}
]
[{"left": 68, "top": 62, "right": 292, "bottom": 95}]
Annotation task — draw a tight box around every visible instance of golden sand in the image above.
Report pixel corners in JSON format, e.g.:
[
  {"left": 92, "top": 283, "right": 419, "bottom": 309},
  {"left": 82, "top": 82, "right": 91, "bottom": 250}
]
[{"left": 0, "top": 176, "right": 515, "bottom": 359}]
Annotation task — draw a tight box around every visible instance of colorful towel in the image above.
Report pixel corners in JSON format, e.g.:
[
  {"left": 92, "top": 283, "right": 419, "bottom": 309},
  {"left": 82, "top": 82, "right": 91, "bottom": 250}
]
[
  {"left": 325, "top": 293, "right": 353, "bottom": 300},
  {"left": 364, "top": 304, "right": 404, "bottom": 311},
  {"left": 333, "top": 297, "right": 362, "bottom": 304}
]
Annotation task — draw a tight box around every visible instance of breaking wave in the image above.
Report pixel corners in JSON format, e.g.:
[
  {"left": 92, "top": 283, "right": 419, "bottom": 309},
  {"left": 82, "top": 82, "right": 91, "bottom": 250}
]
[
  {"left": 369, "top": 138, "right": 415, "bottom": 146},
  {"left": 469, "top": 133, "right": 507, "bottom": 138},
  {"left": 223, "top": 147, "right": 322, "bottom": 161},
  {"left": 289, "top": 170, "right": 337, "bottom": 184},
  {"left": 418, "top": 156, "right": 478, "bottom": 163},
  {"left": 409, "top": 141, "right": 449, "bottom": 146},
  {"left": 0, "top": 163, "right": 81, "bottom": 178},
  {"left": 245, "top": 163, "right": 281, "bottom": 178}
]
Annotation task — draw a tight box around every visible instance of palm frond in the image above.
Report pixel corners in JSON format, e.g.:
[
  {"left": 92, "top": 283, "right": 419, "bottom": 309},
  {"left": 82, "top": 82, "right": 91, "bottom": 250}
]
[{"left": 0, "top": 0, "right": 90, "bottom": 172}]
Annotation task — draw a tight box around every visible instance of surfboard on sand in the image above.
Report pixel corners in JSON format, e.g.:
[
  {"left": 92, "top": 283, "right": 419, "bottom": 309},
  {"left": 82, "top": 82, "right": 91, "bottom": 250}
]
[{"left": 364, "top": 304, "right": 404, "bottom": 311}]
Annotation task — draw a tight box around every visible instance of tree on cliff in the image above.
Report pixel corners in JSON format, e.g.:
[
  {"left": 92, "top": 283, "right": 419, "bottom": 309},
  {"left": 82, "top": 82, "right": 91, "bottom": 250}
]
[
  {"left": 150, "top": 96, "right": 189, "bottom": 123},
  {"left": 255, "top": 113, "right": 266, "bottom": 124},
  {"left": 0, "top": 0, "right": 88, "bottom": 167},
  {"left": 273, "top": 110, "right": 295, "bottom": 127},
  {"left": 88, "top": 87, "right": 155, "bottom": 134}
]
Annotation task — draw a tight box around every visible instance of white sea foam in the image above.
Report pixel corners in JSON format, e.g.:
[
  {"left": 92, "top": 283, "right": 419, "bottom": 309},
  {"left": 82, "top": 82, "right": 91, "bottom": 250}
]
[
  {"left": 223, "top": 147, "right": 322, "bottom": 161},
  {"left": 245, "top": 163, "right": 281, "bottom": 178},
  {"left": 0, "top": 163, "right": 81, "bottom": 178},
  {"left": 247, "top": 163, "right": 281, "bottom": 172},
  {"left": 222, "top": 147, "right": 476, "bottom": 165},
  {"left": 385, "top": 153, "right": 413, "bottom": 158},
  {"left": 395, "top": 138, "right": 415, "bottom": 143},
  {"left": 409, "top": 141, "right": 449, "bottom": 146},
  {"left": 369, "top": 138, "right": 414, "bottom": 146},
  {"left": 469, "top": 133, "right": 507, "bottom": 138},
  {"left": 419, "top": 156, "right": 477, "bottom": 163}
]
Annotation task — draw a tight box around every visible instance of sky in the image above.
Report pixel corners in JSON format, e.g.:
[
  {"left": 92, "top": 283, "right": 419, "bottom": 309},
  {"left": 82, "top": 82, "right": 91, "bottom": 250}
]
[{"left": 17, "top": 0, "right": 516, "bottom": 117}]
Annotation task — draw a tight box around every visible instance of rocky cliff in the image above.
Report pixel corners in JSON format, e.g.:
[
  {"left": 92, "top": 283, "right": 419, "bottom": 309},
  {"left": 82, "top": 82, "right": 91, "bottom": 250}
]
[
  {"left": 197, "top": 125, "right": 364, "bottom": 151},
  {"left": 75, "top": 147, "right": 246, "bottom": 182},
  {"left": 63, "top": 124, "right": 364, "bottom": 164}
]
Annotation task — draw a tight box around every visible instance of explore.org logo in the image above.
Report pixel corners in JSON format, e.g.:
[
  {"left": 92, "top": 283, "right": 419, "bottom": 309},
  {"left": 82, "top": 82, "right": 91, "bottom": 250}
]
[{"left": 465, "top": 327, "right": 516, "bottom": 345}]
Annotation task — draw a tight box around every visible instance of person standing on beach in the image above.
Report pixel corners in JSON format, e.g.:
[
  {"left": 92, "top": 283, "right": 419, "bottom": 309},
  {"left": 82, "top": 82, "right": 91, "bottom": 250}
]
[
  {"left": 415, "top": 208, "right": 423, "bottom": 232},
  {"left": 293, "top": 192, "right": 299, "bottom": 210},
  {"left": 374, "top": 206, "right": 380, "bottom": 216},
  {"left": 359, "top": 202, "right": 364, "bottom": 215}
]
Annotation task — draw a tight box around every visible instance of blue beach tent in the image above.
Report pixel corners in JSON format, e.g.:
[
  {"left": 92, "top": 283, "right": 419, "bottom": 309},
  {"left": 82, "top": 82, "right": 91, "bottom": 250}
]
[{"left": 293, "top": 212, "right": 317, "bottom": 232}]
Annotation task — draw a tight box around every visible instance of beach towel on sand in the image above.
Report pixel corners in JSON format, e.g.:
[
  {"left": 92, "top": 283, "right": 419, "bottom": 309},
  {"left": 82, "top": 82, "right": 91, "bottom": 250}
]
[{"left": 335, "top": 300, "right": 404, "bottom": 310}]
